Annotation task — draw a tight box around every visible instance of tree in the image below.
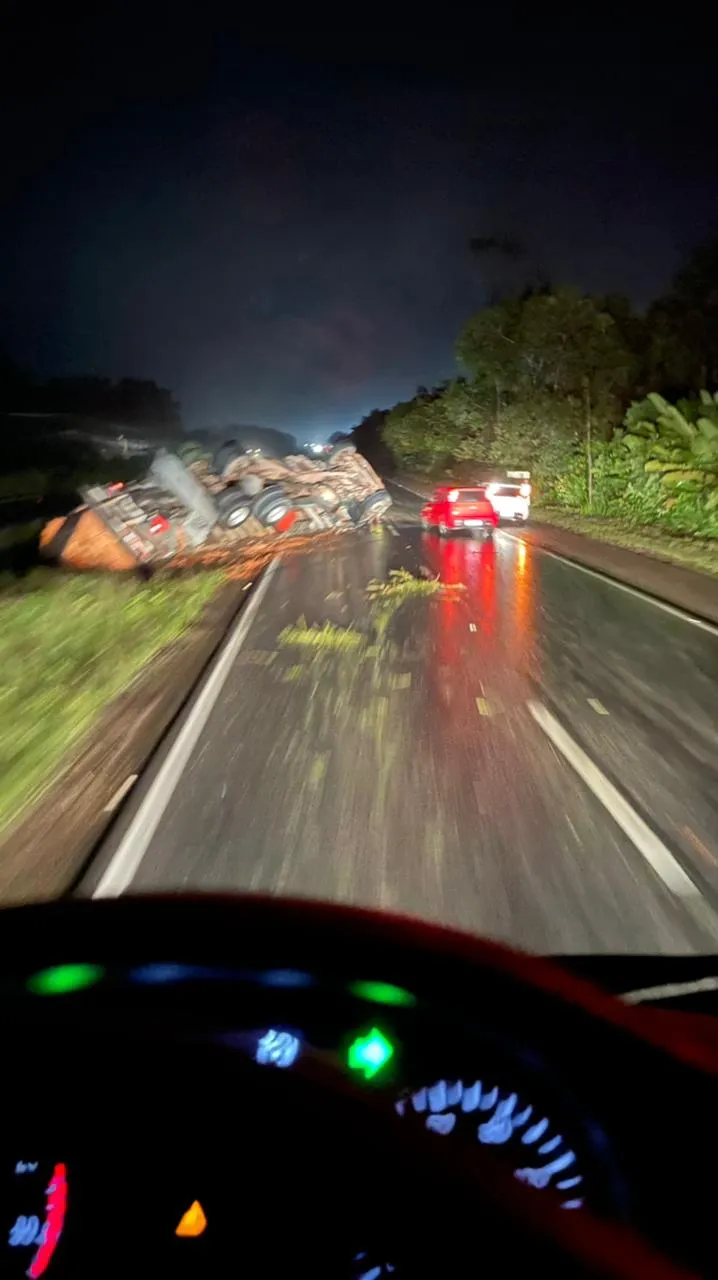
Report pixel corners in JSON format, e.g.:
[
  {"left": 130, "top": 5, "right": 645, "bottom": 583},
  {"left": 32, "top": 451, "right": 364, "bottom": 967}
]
[
  {"left": 457, "top": 289, "right": 635, "bottom": 503},
  {"left": 645, "top": 237, "right": 718, "bottom": 394}
]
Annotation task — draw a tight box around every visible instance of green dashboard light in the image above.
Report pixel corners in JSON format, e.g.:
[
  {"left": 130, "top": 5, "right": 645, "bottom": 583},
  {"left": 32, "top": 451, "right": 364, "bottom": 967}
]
[
  {"left": 347, "top": 1027, "right": 395, "bottom": 1080},
  {"left": 349, "top": 979, "right": 416, "bottom": 1008},
  {"left": 27, "top": 963, "right": 105, "bottom": 996}
]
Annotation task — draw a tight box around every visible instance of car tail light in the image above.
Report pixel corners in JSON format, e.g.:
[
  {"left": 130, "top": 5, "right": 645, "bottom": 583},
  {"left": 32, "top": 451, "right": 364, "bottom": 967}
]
[
  {"left": 520, "top": 483, "right": 531, "bottom": 497},
  {"left": 447, "top": 489, "right": 459, "bottom": 502},
  {"left": 148, "top": 514, "right": 170, "bottom": 535}
]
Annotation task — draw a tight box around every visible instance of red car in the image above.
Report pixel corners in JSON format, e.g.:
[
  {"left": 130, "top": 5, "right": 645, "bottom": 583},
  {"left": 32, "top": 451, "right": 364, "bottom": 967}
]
[{"left": 420, "top": 485, "right": 498, "bottom": 539}]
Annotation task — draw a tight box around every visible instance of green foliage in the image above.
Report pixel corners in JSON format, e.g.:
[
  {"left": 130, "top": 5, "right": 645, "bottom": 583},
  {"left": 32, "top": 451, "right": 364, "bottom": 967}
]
[
  {"left": 456, "top": 288, "right": 635, "bottom": 406},
  {"left": 382, "top": 381, "right": 490, "bottom": 471},
  {"left": 379, "top": 238, "right": 718, "bottom": 543},
  {"left": 0, "top": 570, "right": 222, "bottom": 833}
]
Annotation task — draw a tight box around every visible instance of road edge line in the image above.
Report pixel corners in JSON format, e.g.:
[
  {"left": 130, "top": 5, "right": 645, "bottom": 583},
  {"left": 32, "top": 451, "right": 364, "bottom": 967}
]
[
  {"left": 527, "top": 700, "right": 701, "bottom": 899},
  {"left": 92, "top": 558, "right": 280, "bottom": 898},
  {"left": 500, "top": 530, "right": 718, "bottom": 637}
]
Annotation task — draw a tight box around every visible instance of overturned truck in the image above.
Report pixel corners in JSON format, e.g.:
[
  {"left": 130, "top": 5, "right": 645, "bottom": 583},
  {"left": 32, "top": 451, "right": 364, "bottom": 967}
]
[{"left": 40, "top": 438, "right": 392, "bottom": 572}]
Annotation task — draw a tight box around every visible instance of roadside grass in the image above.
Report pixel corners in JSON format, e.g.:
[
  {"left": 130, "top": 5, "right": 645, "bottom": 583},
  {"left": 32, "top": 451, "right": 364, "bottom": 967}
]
[
  {"left": 532, "top": 507, "right": 718, "bottom": 578},
  {"left": 0, "top": 568, "right": 224, "bottom": 833}
]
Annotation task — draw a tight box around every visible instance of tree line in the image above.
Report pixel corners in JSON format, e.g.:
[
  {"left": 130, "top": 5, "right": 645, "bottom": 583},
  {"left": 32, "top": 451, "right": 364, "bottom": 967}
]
[
  {"left": 358, "top": 235, "right": 718, "bottom": 538},
  {"left": 0, "top": 358, "right": 183, "bottom": 506}
]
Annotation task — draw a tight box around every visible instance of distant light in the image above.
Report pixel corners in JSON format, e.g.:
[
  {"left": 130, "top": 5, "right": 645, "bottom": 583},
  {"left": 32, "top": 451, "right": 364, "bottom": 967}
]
[
  {"left": 347, "top": 1028, "right": 394, "bottom": 1079},
  {"left": 349, "top": 980, "right": 416, "bottom": 1008},
  {"left": 27, "top": 963, "right": 105, "bottom": 996},
  {"left": 256, "top": 1029, "right": 301, "bottom": 1068}
]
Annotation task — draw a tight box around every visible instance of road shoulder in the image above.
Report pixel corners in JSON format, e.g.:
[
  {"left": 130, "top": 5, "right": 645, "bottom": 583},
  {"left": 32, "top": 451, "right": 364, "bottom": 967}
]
[{"left": 512, "top": 521, "right": 718, "bottom": 630}]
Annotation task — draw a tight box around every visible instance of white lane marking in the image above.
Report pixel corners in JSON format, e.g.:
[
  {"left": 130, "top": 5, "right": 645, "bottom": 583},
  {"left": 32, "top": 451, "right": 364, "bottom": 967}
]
[
  {"left": 388, "top": 480, "right": 426, "bottom": 501},
  {"left": 621, "top": 976, "right": 718, "bottom": 1005},
  {"left": 93, "top": 559, "right": 280, "bottom": 898},
  {"left": 527, "top": 700, "right": 700, "bottom": 898},
  {"left": 103, "top": 774, "right": 138, "bottom": 814},
  {"left": 500, "top": 530, "right": 718, "bottom": 638},
  {"left": 587, "top": 697, "right": 609, "bottom": 715}
]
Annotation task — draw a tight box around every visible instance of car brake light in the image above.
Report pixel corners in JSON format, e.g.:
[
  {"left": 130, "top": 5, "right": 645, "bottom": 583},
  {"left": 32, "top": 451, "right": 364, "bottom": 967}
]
[
  {"left": 520, "top": 483, "right": 531, "bottom": 498},
  {"left": 447, "top": 489, "right": 459, "bottom": 502},
  {"left": 149, "top": 514, "right": 170, "bottom": 535}
]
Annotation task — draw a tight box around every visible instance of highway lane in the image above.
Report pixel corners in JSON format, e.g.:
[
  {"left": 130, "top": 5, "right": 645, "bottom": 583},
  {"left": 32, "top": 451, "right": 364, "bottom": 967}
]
[{"left": 98, "top": 485, "right": 718, "bottom": 953}]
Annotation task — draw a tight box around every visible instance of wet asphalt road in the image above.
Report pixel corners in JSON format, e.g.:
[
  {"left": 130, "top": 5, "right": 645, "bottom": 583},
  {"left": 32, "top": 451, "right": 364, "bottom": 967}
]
[{"left": 119, "top": 484, "right": 718, "bottom": 954}]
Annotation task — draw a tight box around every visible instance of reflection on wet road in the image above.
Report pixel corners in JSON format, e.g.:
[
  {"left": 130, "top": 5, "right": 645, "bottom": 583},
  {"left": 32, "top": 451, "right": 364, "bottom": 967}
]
[{"left": 117, "top": 486, "right": 718, "bottom": 954}]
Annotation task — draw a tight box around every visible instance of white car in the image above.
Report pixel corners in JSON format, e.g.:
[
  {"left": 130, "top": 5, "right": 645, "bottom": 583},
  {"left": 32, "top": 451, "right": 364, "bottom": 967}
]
[{"left": 485, "top": 480, "right": 531, "bottom": 522}]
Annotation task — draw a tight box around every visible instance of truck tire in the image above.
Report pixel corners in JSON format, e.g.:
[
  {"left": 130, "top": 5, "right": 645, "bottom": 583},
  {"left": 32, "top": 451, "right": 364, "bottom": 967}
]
[
  {"left": 216, "top": 488, "right": 253, "bottom": 530},
  {"left": 313, "top": 484, "right": 340, "bottom": 511},
  {"left": 357, "top": 490, "right": 392, "bottom": 524},
  {"left": 213, "top": 440, "right": 241, "bottom": 477},
  {"left": 239, "top": 474, "right": 263, "bottom": 497},
  {"left": 177, "top": 442, "right": 207, "bottom": 466},
  {"left": 251, "top": 484, "right": 292, "bottom": 527}
]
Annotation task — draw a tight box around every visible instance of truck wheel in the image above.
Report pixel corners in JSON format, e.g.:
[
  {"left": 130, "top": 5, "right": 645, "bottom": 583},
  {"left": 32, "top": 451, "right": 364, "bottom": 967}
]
[
  {"left": 239, "top": 474, "right": 263, "bottom": 497},
  {"left": 177, "top": 442, "right": 207, "bottom": 466},
  {"left": 251, "top": 484, "right": 292, "bottom": 527},
  {"left": 357, "top": 490, "right": 392, "bottom": 524},
  {"left": 216, "top": 488, "right": 253, "bottom": 530},
  {"left": 213, "top": 440, "right": 241, "bottom": 476}
]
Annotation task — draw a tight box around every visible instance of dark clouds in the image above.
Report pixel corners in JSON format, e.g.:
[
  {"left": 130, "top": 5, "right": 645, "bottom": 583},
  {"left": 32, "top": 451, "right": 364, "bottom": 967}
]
[{"left": 1, "top": 20, "right": 717, "bottom": 436}]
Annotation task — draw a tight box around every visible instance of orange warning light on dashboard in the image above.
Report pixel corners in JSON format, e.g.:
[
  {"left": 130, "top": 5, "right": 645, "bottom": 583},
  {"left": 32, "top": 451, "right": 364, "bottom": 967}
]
[{"left": 175, "top": 1200, "right": 207, "bottom": 1238}]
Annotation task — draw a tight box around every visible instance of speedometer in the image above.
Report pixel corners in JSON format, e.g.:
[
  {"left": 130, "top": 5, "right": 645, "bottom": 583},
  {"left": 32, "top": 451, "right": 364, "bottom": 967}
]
[
  {"left": 4, "top": 1161, "right": 67, "bottom": 1277},
  {"left": 395, "top": 1079, "right": 584, "bottom": 1209}
]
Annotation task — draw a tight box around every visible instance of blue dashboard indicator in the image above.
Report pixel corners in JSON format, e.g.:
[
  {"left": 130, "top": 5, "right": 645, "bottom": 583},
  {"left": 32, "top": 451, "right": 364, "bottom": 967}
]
[
  {"left": 460, "top": 1081, "right": 482, "bottom": 1112},
  {"left": 255, "top": 970, "right": 313, "bottom": 988},
  {"left": 521, "top": 1116, "right": 549, "bottom": 1145},
  {"left": 427, "top": 1080, "right": 447, "bottom": 1112},
  {"left": 9, "top": 1215, "right": 42, "bottom": 1247},
  {"left": 478, "top": 1093, "right": 518, "bottom": 1145},
  {"left": 256, "top": 1029, "right": 301, "bottom": 1068},
  {"left": 426, "top": 1113, "right": 456, "bottom": 1135},
  {"left": 15, "top": 1161, "right": 38, "bottom": 1174},
  {"left": 130, "top": 964, "right": 214, "bottom": 984},
  {"left": 538, "top": 1134, "right": 562, "bottom": 1156}
]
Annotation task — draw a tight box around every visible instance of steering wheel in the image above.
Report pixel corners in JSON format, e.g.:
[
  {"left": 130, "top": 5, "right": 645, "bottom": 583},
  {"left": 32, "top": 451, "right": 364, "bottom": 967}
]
[{"left": 0, "top": 896, "right": 701, "bottom": 1278}]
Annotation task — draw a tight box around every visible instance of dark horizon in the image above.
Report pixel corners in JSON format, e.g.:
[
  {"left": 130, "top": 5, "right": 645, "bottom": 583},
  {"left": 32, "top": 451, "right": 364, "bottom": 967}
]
[{"left": 2, "top": 19, "right": 717, "bottom": 436}]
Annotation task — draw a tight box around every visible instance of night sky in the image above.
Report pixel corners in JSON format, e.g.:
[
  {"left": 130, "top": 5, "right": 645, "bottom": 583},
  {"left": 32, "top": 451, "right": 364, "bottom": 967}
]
[{"left": 2, "top": 18, "right": 717, "bottom": 438}]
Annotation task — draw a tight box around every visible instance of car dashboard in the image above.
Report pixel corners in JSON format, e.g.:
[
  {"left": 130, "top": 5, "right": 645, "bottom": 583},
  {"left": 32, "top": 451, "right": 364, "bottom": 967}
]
[{"left": 0, "top": 897, "right": 715, "bottom": 1278}]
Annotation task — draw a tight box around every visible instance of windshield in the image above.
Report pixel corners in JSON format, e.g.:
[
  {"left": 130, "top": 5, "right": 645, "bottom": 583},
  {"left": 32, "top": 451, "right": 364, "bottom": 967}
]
[{"left": 2, "top": 23, "right": 717, "bottom": 963}]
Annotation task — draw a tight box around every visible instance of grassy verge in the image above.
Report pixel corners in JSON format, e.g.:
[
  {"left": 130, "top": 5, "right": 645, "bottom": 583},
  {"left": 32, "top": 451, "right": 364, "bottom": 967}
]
[
  {"left": 0, "top": 568, "right": 224, "bottom": 833},
  {"left": 532, "top": 507, "right": 718, "bottom": 578}
]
